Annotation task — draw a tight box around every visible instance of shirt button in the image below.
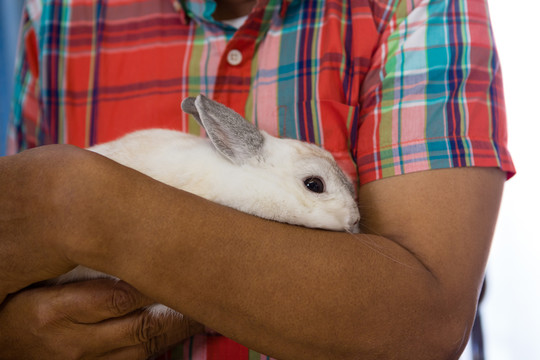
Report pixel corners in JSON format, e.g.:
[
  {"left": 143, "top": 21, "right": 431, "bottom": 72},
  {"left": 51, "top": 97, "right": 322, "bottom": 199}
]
[{"left": 227, "top": 49, "right": 243, "bottom": 66}]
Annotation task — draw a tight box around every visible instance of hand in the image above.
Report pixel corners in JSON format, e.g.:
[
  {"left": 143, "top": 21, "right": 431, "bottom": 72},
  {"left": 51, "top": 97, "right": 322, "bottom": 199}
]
[{"left": 0, "top": 279, "right": 204, "bottom": 359}]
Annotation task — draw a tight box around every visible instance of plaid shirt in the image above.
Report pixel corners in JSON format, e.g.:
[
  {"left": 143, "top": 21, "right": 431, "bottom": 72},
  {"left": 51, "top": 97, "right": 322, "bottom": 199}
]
[{"left": 11, "top": 0, "right": 515, "bottom": 358}]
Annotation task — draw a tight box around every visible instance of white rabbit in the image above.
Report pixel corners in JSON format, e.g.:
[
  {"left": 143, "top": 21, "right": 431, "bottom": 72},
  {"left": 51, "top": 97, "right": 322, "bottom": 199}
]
[{"left": 50, "top": 94, "right": 361, "bottom": 316}]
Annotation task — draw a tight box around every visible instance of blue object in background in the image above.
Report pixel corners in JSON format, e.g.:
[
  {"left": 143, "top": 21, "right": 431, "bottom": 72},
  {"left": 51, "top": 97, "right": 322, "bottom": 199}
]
[{"left": 0, "top": 0, "right": 25, "bottom": 155}]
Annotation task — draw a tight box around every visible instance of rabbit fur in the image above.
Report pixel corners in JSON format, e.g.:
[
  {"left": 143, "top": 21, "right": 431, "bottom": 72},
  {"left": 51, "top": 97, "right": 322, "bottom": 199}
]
[{"left": 50, "top": 94, "right": 361, "bottom": 316}]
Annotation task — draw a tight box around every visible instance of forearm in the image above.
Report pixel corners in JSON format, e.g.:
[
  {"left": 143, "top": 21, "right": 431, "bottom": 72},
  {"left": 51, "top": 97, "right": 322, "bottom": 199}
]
[{"left": 67, "top": 150, "right": 471, "bottom": 359}]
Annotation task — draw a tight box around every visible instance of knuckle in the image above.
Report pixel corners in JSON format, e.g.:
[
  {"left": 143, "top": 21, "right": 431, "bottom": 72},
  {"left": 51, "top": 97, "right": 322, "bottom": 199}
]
[
  {"left": 33, "top": 292, "right": 64, "bottom": 329},
  {"left": 139, "top": 312, "right": 196, "bottom": 357},
  {"left": 34, "top": 300, "right": 55, "bottom": 327},
  {"left": 143, "top": 336, "right": 167, "bottom": 358},
  {"left": 109, "top": 281, "right": 139, "bottom": 315},
  {"left": 135, "top": 311, "right": 164, "bottom": 343},
  {"left": 17, "top": 289, "right": 93, "bottom": 360},
  {"left": 133, "top": 311, "right": 172, "bottom": 357}
]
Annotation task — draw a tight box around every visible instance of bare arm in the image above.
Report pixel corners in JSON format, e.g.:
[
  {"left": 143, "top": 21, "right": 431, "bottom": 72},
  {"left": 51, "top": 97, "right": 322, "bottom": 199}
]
[{"left": 0, "top": 146, "right": 505, "bottom": 359}]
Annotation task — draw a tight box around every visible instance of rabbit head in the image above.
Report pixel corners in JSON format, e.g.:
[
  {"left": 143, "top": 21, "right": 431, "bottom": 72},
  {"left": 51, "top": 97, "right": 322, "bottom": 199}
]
[{"left": 182, "top": 95, "right": 361, "bottom": 233}]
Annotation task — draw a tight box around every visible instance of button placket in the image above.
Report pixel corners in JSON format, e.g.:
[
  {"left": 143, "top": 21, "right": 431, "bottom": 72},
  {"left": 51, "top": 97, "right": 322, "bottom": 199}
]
[{"left": 214, "top": 33, "right": 254, "bottom": 115}]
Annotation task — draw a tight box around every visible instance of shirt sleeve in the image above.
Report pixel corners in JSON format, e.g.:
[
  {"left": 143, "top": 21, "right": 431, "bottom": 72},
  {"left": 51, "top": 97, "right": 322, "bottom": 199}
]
[
  {"left": 354, "top": 0, "right": 515, "bottom": 185},
  {"left": 9, "top": 0, "right": 43, "bottom": 155}
]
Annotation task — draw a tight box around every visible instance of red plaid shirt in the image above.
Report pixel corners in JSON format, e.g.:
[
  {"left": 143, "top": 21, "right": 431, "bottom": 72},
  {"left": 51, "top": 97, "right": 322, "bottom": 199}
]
[{"left": 11, "top": 0, "right": 515, "bottom": 358}]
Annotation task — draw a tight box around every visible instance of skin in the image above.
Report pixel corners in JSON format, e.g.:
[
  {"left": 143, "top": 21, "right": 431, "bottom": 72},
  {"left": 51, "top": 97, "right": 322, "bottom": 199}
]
[
  {"left": 0, "top": 144, "right": 505, "bottom": 359},
  {"left": 0, "top": 2, "right": 256, "bottom": 357},
  {"left": 212, "top": 0, "right": 258, "bottom": 20},
  {"left": 0, "top": 280, "right": 204, "bottom": 359}
]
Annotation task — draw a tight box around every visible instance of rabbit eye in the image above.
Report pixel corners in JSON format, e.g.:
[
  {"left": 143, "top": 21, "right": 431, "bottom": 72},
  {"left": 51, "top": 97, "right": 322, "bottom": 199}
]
[{"left": 303, "top": 177, "right": 325, "bottom": 193}]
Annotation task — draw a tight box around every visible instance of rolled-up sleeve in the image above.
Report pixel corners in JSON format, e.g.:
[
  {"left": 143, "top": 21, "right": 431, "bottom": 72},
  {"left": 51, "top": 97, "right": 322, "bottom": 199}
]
[{"left": 355, "top": 0, "right": 515, "bottom": 184}]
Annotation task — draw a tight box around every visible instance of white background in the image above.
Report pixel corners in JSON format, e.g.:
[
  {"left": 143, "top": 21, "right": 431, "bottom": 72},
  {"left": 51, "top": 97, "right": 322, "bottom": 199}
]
[{"left": 475, "top": 1, "right": 540, "bottom": 359}]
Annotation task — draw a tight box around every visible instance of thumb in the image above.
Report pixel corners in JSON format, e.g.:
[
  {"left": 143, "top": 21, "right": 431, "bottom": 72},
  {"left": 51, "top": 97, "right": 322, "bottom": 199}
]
[{"left": 50, "top": 278, "right": 155, "bottom": 323}]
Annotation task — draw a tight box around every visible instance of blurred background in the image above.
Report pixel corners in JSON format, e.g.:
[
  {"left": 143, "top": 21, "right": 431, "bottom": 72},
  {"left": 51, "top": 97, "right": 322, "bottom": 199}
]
[
  {"left": 479, "top": 1, "right": 540, "bottom": 359},
  {"left": 0, "top": 0, "right": 23, "bottom": 155},
  {"left": 0, "top": 0, "right": 538, "bottom": 359}
]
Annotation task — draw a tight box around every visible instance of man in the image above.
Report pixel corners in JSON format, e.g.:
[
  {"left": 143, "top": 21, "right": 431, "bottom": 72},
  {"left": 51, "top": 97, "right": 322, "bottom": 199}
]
[{"left": 0, "top": 0, "right": 514, "bottom": 358}]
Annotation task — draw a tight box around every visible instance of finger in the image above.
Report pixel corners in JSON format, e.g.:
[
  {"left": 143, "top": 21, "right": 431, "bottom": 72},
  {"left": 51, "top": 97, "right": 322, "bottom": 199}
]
[
  {"left": 97, "top": 345, "right": 148, "bottom": 360},
  {"left": 98, "top": 340, "right": 181, "bottom": 360},
  {"left": 50, "top": 278, "right": 155, "bottom": 323},
  {"left": 88, "top": 307, "right": 189, "bottom": 351}
]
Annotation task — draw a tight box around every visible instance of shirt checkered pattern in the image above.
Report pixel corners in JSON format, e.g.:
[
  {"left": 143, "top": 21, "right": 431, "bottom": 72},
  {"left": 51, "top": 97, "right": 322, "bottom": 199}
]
[{"left": 10, "top": 0, "right": 515, "bottom": 358}]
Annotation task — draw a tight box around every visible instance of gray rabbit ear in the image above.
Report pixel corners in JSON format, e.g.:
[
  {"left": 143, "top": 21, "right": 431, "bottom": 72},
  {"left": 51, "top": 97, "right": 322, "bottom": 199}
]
[
  {"left": 181, "top": 97, "right": 203, "bottom": 126},
  {"left": 183, "top": 94, "right": 264, "bottom": 165}
]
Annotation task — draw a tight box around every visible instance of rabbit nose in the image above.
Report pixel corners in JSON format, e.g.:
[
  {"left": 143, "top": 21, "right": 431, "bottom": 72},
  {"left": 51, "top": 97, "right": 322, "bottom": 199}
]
[{"left": 349, "top": 218, "right": 361, "bottom": 234}]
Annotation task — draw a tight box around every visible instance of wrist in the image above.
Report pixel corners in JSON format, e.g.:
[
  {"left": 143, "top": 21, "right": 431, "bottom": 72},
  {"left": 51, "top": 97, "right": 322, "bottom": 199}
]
[
  {"left": 50, "top": 146, "right": 121, "bottom": 268},
  {"left": 0, "top": 145, "right": 96, "bottom": 293}
]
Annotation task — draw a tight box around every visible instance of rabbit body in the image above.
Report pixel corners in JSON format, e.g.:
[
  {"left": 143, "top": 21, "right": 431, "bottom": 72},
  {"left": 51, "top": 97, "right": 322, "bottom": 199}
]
[{"left": 51, "top": 95, "right": 360, "bottom": 316}]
